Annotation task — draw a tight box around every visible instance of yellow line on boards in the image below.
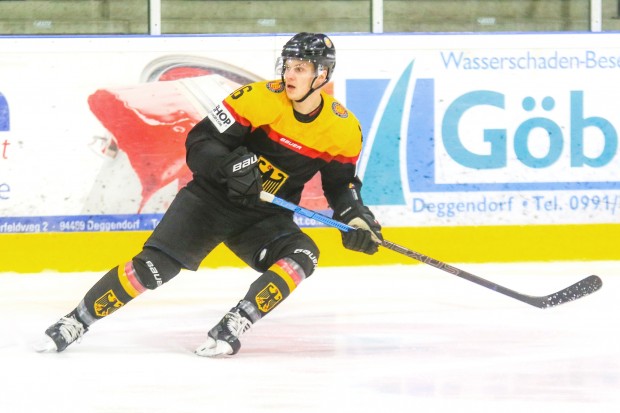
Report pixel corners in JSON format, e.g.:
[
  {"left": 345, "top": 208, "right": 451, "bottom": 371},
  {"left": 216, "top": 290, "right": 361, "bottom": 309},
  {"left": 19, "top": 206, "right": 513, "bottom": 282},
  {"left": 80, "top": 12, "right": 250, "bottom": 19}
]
[{"left": 1, "top": 224, "right": 618, "bottom": 273}]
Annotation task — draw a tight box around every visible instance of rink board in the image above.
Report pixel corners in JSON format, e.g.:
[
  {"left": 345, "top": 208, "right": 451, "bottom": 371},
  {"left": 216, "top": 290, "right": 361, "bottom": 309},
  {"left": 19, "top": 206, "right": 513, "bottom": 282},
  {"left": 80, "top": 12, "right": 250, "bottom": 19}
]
[{"left": 2, "top": 223, "right": 618, "bottom": 273}]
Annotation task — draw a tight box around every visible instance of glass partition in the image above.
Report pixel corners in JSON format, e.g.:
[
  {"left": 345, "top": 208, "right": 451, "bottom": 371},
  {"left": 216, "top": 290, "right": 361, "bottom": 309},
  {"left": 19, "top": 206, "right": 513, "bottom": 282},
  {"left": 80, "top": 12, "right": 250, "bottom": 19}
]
[
  {"left": 160, "top": 0, "right": 371, "bottom": 34},
  {"left": 383, "top": 0, "right": 591, "bottom": 32},
  {"left": 0, "top": 0, "right": 617, "bottom": 35},
  {"left": 602, "top": 0, "right": 620, "bottom": 30},
  {"left": 0, "top": 0, "right": 148, "bottom": 35}
]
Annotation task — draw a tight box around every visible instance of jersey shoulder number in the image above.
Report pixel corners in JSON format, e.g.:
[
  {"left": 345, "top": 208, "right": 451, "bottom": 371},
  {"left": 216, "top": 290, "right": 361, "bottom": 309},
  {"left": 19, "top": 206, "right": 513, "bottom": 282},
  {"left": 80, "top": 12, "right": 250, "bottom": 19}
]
[{"left": 223, "top": 80, "right": 287, "bottom": 128}]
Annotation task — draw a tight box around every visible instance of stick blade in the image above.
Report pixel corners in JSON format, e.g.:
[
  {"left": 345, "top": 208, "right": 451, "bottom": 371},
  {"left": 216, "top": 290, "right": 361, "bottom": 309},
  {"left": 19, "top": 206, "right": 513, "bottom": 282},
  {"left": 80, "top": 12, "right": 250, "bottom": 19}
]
[{"left": 533, "top": 275, "right": 603, "bottom": 309}]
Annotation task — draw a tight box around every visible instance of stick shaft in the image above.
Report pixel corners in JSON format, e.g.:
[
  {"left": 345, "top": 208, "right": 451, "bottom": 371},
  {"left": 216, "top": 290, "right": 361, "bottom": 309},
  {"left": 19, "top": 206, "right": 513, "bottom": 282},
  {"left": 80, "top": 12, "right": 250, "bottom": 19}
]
[{"left": 260, "top": 191, "right": 602, "bottom": 308}]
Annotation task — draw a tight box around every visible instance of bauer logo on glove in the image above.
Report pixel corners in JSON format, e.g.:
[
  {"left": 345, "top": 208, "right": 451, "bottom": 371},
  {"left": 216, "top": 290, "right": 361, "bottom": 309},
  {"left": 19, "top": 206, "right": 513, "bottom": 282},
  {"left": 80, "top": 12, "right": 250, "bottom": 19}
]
[
  {"left": 232, "top": 154, "right": 258, "bottom": 173},
  {"left": 218, "top": 147, "right": 263, "bottom": 207}
]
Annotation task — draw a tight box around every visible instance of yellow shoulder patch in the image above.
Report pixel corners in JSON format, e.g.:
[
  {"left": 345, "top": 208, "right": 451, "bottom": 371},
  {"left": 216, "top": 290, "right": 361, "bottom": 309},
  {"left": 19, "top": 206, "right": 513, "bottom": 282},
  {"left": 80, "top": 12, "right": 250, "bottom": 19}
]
[
  {"left": 331, "top": 101, "right": 348, "bottom": 118},
  {"left": 265, "top": 80, "right": 285, "bottom": 93}
]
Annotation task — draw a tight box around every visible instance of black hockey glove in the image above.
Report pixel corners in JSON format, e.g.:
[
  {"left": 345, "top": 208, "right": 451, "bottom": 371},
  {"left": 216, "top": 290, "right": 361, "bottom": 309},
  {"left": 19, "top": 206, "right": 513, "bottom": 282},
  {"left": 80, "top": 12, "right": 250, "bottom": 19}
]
[
  {"left": 217, "top": 147, "right": 263, "bottom": 207},
  {"left": 335, "top": 206, "right": 383, "bottom": 255}
]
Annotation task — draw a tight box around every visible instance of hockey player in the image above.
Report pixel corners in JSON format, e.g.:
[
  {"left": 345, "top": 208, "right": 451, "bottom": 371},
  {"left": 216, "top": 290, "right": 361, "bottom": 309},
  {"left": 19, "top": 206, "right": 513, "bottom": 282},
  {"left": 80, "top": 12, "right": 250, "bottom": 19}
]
[{"left": 36, "top": 32, "right": 383, "bottom": 357}]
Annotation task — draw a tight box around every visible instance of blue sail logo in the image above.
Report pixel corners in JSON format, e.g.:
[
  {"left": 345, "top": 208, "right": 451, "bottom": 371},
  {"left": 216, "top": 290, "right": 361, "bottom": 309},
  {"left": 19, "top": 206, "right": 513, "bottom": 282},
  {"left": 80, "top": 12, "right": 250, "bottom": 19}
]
[{"left": 0, "top": 92, "right": 9, "bottom": 132}]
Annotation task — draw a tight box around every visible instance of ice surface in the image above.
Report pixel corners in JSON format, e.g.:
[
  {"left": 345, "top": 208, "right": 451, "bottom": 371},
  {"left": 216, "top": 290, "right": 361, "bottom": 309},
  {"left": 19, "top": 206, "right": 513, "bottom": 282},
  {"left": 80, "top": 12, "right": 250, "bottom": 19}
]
[{"left": 1, "top": 261, "right": 618, "bottom": 413}]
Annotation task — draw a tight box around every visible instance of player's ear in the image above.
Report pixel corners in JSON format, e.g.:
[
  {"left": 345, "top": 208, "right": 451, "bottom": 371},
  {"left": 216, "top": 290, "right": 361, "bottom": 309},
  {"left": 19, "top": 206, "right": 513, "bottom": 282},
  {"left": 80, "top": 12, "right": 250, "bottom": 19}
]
[{"left": 314, "top": 66, "right": 327, "bottom": 85}]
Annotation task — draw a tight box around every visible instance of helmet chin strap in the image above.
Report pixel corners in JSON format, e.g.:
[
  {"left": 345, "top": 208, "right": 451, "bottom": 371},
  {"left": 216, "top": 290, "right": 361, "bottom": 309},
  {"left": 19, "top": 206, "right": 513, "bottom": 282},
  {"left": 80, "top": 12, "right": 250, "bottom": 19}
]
[{"left": 294, "top": 76, "right": 329, "bottom": 103}]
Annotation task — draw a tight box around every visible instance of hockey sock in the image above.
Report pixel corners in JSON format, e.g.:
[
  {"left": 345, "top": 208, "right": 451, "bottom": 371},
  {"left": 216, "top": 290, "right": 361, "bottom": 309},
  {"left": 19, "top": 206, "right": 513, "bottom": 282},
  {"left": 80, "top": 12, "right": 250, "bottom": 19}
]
[
  {"left": 74, "top": 261, "right": 148, "bottom": 326},
  {"left": 243, "top": 258, "right": 306, "bottom": 317}
]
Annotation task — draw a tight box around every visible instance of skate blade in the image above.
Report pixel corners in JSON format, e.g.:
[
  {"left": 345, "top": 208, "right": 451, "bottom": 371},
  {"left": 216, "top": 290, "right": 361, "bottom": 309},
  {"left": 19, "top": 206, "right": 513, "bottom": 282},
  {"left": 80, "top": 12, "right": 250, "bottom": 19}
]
[
  {"left": 194, "top": 337, "right": 233, "bottom": 357},
  {"left": 33, "top": 336, "right": 59, "bottom": 353}
]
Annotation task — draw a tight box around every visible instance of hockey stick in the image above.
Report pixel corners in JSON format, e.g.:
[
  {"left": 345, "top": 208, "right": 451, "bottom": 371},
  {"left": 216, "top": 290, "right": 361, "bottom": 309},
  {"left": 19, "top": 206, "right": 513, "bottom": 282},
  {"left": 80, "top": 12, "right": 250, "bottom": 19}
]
[{"left": 260, "top": 191, "right": 603, "bottom": 309}]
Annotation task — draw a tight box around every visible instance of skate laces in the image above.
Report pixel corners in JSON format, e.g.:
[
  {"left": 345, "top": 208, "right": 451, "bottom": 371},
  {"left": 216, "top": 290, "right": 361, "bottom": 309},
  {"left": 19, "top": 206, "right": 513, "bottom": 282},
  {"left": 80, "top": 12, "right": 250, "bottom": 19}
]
[
  {"left": 57, "top": 316, "right": 86, "bottom": 344},
  {"left": 225, "top": 311, "right": 252, "bottom": 338}
]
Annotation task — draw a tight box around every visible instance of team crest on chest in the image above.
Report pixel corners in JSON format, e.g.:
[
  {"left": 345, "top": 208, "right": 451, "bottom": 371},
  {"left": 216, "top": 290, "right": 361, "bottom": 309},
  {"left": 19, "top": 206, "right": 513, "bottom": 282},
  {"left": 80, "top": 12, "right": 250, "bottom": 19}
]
[
  {"left": 331, "top": 102, "right": 348, "bottom": 118},
  {"left": 258, "top": 156, "right": 289, "bottom": 194},
  {"left": 266, "top": 81, "right": 285, "bottom": 93}
]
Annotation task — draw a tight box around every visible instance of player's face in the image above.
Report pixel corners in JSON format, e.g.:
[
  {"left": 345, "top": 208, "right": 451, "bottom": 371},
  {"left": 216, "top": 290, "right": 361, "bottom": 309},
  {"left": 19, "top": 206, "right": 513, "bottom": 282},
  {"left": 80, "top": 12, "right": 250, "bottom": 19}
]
[{"left": 282, "top": 59, "right": 324, "bottom": 100}]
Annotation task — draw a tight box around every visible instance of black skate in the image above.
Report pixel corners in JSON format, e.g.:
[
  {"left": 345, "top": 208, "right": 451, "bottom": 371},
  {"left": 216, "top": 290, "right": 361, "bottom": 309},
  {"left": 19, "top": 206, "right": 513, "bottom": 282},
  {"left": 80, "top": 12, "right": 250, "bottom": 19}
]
[
  {"left": 195, "top": 308, "right": 253, "bottom": 357},
  {"left": 35, "top": 315, "right": 88, "bottom": 352}
]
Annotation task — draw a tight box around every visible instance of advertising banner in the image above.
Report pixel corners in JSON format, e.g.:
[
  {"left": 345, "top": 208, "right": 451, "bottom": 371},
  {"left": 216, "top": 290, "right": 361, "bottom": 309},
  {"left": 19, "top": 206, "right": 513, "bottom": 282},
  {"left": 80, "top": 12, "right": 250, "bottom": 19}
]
[{"left": 0, "top": 33, "right": 619, "bottom": 235}]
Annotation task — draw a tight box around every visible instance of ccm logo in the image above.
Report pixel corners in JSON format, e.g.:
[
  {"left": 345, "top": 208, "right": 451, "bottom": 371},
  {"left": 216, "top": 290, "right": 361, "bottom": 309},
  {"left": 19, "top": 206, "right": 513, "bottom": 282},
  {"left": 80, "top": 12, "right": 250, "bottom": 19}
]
[{"left": 232, "top": 155, "right": 257, "bottom": 172}]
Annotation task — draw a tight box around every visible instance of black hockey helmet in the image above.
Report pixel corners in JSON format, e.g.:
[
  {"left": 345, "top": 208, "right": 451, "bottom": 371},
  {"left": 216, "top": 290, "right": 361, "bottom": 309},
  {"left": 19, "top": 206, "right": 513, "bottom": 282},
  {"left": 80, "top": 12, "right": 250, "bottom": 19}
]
[
  {"left": 280, "top": 32, "right": 336, "bottom": 81},
  {"left": 277, "top": 33, "right": 336, "bottom": 102}
]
